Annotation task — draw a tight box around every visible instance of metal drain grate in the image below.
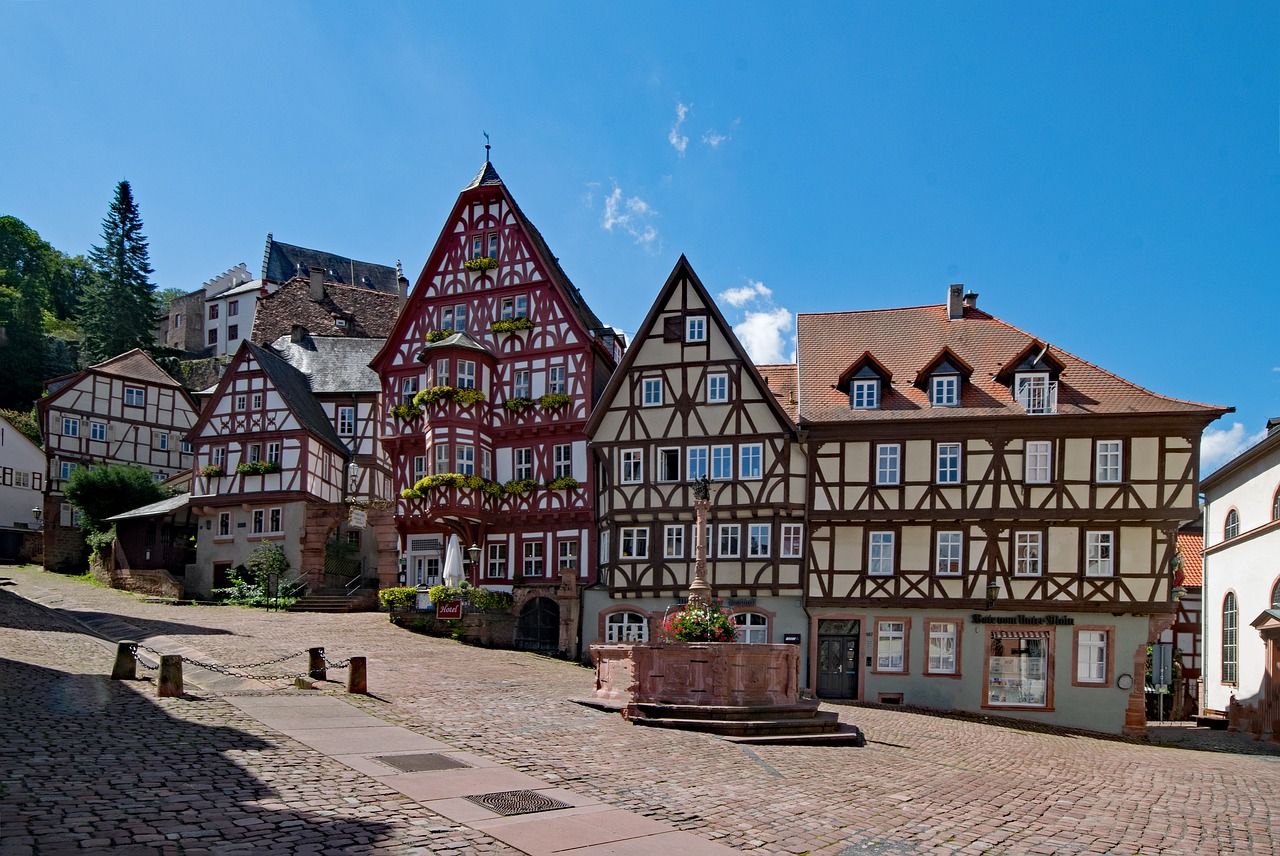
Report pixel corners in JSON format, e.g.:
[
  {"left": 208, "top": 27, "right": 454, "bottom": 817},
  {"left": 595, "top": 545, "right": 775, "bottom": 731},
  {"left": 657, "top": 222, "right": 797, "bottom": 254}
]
[
  {"left": 374, "top": 753, "right": 472, "bottom": 773},
  {"left": 463, "top": 790, "right": 573, "bottom": 816}
]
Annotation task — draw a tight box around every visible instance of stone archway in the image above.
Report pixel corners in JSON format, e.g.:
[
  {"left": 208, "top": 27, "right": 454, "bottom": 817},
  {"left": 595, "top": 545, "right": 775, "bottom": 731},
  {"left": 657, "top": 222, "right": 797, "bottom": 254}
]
[{"left": 515, "top": 597, "right": 560, "bottom": 652}]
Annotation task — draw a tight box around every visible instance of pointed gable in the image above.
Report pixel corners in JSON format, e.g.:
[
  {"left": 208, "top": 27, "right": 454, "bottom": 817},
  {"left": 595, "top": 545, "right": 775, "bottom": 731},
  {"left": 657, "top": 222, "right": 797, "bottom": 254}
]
[
  {"left": 836, "top": 352, "right": 893, "bottom": 392},
  {"left": 994, "top": 339, "right": 1066, "bottom": 384},
  {"left": 912, "top": 346, "right": 974, "bottom": 389}
]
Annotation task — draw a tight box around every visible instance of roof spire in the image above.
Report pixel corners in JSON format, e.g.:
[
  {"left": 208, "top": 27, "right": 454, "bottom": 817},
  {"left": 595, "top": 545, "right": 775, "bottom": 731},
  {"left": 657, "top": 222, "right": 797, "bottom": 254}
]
[{"left": 483, "top": 131, "right": 490, "bottom": 163}]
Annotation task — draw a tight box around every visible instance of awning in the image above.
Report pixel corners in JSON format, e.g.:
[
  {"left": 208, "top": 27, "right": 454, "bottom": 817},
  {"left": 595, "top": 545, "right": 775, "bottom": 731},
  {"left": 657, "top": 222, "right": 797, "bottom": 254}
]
[{"left": 105, "top": 492, "right": 192, "bottom": 522}]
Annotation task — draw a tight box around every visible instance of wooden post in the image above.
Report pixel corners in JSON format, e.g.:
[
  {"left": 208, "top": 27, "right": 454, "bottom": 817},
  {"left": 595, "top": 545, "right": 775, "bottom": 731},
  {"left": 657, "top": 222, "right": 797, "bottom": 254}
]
[
  {"left": 309, "top": 647, "right": 326, "bottom": 681},
  {"left": 111, "top": 641, "right": 137, "bottom": 680},
  {"left": 346, "top": 657, "right": 367, "bottom": 694},
  {"left": 158, "top": 655, "right": 183, "bottom": 698}
]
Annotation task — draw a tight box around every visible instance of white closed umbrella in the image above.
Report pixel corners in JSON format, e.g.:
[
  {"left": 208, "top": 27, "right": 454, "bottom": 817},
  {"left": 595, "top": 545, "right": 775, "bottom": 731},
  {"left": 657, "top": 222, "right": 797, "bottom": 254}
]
[{"left": 442, "top": 534, "right": 464, "bottom": 587}]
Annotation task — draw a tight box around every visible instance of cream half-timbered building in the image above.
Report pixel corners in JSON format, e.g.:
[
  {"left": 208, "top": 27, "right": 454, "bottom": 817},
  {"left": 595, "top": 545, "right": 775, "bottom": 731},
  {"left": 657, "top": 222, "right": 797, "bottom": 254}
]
[
  {"left": 796, "top": 286, "right": 1228, "bottom": 734},
  {"left": 370, "top": 161, "right": 622, "bottom": 654},
  {"left": 584, "top": 257, "right": 807, "bottom": 650},
  {"left": 37, "top": 350, "right": 198, "bottom": 570}
]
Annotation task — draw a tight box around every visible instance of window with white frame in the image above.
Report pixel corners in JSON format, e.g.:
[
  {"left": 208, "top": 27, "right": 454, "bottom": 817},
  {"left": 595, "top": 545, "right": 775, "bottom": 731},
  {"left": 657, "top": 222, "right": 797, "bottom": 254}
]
[
  {"left": 1016, "top": 373, "right": 1055, "bottom": 414},
  {"left": 1085, "top": 531, "right": 1114, "bottom": 577},
  {"left": 620, "top": 449, "right": 642, "bottom": 484},
  {"left": 1014, "top": 532, "right": 1043, "bottom": 576},
  {"left": 1224, "top": 509, "right": 1239, "bottom": 540},
  {"left": 1025, "top": 440, "right": 1052, "bottom": 484},
  {"left": 664, "top": 525, "right": 684, "bottom": 558},
  {"left": 124, "top": 386, "right": 145, "bottom": 407},
  {"left": 557, "top": 541, "right": 578, "bottom": 572},
  {"left": 936, "top": 442, "right": 961, "bottom": 484},
  {"left": 456, "top": 444, "right": 475, "bottom": 475},
  {"left": 434, "top": 443, "right": 450, "bottom": 474},
  {"left": 686, "top": 315, "right": 706, "bottom": 342},
  {"left": 706, "top": 373, "right": 728, "bottom": 403},
  {"left": 252, "top": 509, "right": 265, "bottom": 534},
  {"left": 523, "top": 541, "right": 544, "bottom": 576},
  {"left": 553, "top": 444, "right": 572, "bottom": 479},
  {"left": 417, "top": 557, "right": 441, "bottom": 586},
  {"left": 781, "top": 523, "right": 803, "bottom": 558},
  {"left": 718, "top": 524, "right": 740, "bottom": 558},
  {"left": 928, "top": 621, "right": 958, "bottom": 674},
  {"left": 487, "top": 543, "right": 507, "bottom": 579},
  {"left": 453, "top": 304, "right": 468, "bottom": 332},
  {"left": 247, "top": 443, "right": 262, "bottom": 463},
  {"left": 642, "top": 377, "right": 663, "bottom": 406},
  {"left": 930, "top": 375, "right": 959, "bottom": 407},
  {"left": 734, "top": 613, "right": 768, "bottom": 644},
  {"left": 549, "top": 365, "right": 566, "bottom": 395},
  {"left": 471, "top": 234, "right": 484, "bottom": 260},
  {"left": 212, "top": 447, "right": 226, "bottom": 468},
  {"left": 413, "top": 455, "right": 426, "bottom": 482},
  {"left": 234, "top": 393, "right": 246, "bottom": 410},
  {"left": 182, "top": 441, "right": 191, "bottom": 454},
  {"left": 876, "top": 444, "right": 900, "bottom": 485},
  {"left": 877, "top": 621, "right": 906, "bottom": 671},
  {"left": 606, "top": 612, "right": 649, "bottom": 643},
  {"left": 1223, "top": 592, "right": 1238, "bottom": 683},
  {"left": 1096, "top": 440, "right": 1123, "bottom": 483},
  {"left": 1076, "top": 630, "right": 1108, "bottom": 684},
  {"left": 482, "top": 449, "right": 492, "bottom": 480},
  {"left": 59, "top": 461, "right": 76, "bottom": 480},
  {"left": 435, "top": 358, "right": 450, "bottom": 386},
  {"left": 869, "top": 532, "right": 895, "bottom": 576},
  {"left": 513, "top": 370, "right": 530, "bottom": 400},
  {"left": 338, "top": 406, "right": 355, "bottom": 435},
  {"left": 657, "top": 447, "right": 680, "bottom": 482},
  {"left": 268, "top": 507, "right": 282, "bottom": 533},
  {"left": 600, "top": 530, "right": 610, "bottom": 564},
  {"left": 216, "top": 512, "right": 231, "bottom": 537},
  {"left": 90, "top": 422, "right": 106, "bottom": 442},
  {"left": 401, "top": 376, "right": 419, "bottom": 405},
  {"left": 61, "top": 417, "right": 79, "bottom": 437},
  {"left": 711, "top": 445, "right": 733, "bottom": 480},
  {"left": 487, "top": 233, "right": 498, "bottom": 260},
  {"left": 514, "top": 447, "right": 533, "bottom": 480},
  {"left": 851, "top": 379, "right": 879, "bottom": 410},
  {"left": 442, "top": 306, "right": 454, "bottom": 331},
  {"left": 936, "top": 531, "right": 963, "bottom": 576},
  {"left": 252, "top": 393, "right": 263, "bottom": 409},
  {"left": 59, "top": 503, "right": 81, "bottom": 528},
  {"left": 158, "top": 433, "right": 169, "bottom": 451},
  {"left": 740, "top": 444, "right": 762, "bottom": 480},
  {"left": 500, "top": 295, "right": 529, "bottom": 319},
  {"left": 457, "top": 360, "right": 476, "bottom": 389},
  {"left": 620, "top": 527, "right": 648, "bottom": 559},
  {"left": 687, "top": 447, "right": 708, "bottom": 480},
  {"left": 748, "top": 523, "right": 771, "bottom": 558}
]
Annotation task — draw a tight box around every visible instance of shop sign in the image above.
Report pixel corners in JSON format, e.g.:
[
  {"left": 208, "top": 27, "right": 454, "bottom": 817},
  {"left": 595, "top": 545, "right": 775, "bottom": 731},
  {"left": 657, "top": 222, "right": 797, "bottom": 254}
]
[
  {"left": 436, "top": 600, "right": 463, "bottom": 619},
  {"left": 971, "top": 613, "right": 1075, "bottom": 626},
  {"left": 349, "top": 508, "right": 367, "bottom": 530}
]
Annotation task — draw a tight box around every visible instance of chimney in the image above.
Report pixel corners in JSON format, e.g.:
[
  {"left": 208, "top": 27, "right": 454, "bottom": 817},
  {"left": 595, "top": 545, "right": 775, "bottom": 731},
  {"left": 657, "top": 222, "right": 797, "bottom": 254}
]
[
  {"left": 947, "top": 284, "right": 964, "bottom": 321},
  {"left": 309, "top": 267, "right": 325, "bottom": 301},
  {"left": 291, "top": 324, "right": 308, "bottom": 344},
  {"left": 396, "top": 260, "right": 409, "bottom": 309},
  {"left": 962, "top": 291, "right": 979, "bottom": 311}
]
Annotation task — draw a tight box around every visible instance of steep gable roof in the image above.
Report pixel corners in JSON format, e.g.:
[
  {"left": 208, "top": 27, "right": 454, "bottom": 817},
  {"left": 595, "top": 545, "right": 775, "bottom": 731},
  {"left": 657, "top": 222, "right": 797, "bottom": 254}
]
[
  {"left": 89, "top": 349, "right": 186, "bottom": 388},
  {"left": 269, "top": 335, "right": 385, "bottom": 395},
  {"left": 246, "top": 343, "right": 348, "bottom": 455},
  {"left": 262, "top": 235, "right": 399, "bottom": 293},
  {"left": 757, "top": 364, "right": 799, "bottom": 423},
  {"left": 252, "top": 279, "right": 401, "bottom": 344}
]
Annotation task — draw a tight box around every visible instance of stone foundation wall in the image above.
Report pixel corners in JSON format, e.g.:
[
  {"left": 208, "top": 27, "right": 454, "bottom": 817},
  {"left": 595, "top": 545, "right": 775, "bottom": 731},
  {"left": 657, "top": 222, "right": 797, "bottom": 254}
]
[{"left": 591, "top": 642, "right": 801, "bottom": 708}]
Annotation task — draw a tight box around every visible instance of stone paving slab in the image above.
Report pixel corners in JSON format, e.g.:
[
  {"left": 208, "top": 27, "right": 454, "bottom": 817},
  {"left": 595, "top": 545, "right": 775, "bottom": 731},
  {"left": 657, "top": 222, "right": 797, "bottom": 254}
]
[{"left": 471, "top": 807, "right": 679, "bottom": 854}]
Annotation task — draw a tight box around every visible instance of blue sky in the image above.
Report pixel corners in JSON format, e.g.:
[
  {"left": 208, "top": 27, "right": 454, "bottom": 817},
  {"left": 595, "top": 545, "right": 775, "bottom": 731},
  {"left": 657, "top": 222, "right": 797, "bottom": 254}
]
[{"left": 4, "top": 3, "right": 1277, "bottom": 472}]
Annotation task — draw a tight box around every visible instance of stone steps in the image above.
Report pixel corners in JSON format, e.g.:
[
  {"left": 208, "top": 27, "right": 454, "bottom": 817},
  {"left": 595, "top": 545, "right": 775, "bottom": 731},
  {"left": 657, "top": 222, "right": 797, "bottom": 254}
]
[
  {"left": 626, "top": 703, "right": 866, "bottom": 746},
  {"left": 287, "top": 595, "right": 360, "bottom": 614}
]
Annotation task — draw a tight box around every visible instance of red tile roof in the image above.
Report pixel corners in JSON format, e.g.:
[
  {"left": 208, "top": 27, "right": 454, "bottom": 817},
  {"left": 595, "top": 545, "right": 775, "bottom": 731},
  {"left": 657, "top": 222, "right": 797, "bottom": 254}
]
[
  {"left": 797, "top": 303, "right": 1229, "bottom": 423},
  {"left": 1176, "top": 531, "right": 1203, "bottom": 587},
  {"left": 757, "top": 364, "right": 798, "bottom": 422},
  {"left": 89, "top": 349, "right": 185, "bottom": 388}
]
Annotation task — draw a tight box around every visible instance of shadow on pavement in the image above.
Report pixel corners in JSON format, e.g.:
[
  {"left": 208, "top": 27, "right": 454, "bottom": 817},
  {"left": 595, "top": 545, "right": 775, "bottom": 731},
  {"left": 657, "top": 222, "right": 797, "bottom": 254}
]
[{"left": 0, "top": 586, "right": 235, "bottom": 640}]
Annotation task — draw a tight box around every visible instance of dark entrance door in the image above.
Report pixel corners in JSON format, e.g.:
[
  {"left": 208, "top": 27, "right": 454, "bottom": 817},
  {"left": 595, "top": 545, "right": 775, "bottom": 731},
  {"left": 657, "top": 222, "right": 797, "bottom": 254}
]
[
  {"left": 817, "top": 619, "right": 860, "bottom": 699},
  {"left": 515, "top": 597, "right": 560, "bottom": 652}
]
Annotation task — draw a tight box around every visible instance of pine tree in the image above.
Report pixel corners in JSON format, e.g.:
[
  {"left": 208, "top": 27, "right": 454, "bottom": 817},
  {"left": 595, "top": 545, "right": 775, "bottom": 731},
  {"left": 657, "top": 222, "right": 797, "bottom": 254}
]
[{"left": 82, "top": 180, "right": 160, "bottom": 365}]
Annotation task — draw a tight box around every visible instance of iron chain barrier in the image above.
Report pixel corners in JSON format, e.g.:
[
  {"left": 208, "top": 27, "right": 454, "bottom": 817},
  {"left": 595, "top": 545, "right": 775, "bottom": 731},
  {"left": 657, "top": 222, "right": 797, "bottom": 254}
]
[{"left": 131, "top": 644, "right": 352, "bottom": 683}]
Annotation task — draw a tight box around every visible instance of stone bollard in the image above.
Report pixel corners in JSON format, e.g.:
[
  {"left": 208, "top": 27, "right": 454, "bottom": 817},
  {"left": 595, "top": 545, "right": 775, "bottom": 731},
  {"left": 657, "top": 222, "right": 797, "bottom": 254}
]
[
  {"left": 158, "top": 655, "right": 183, "bottom": 698},
  {"left": 111, "top": 641, "right": 138, "bottom": 680},
  {"left": 309, "top": 647, "right": 327, "bottom": 681},
  {"left": 347, "top": 657, "right": 367, "bottom": 695}
]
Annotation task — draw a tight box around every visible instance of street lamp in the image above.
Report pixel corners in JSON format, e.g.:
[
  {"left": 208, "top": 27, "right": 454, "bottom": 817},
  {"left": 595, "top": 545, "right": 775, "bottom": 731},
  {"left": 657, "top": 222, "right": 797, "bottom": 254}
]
[
  {"left": 985, "top": 579, "right": 1000, "bottom": 609},
  {"left": 467, "top": 543, "right": 481, "bottom": 579},
  {"left": 31, "top": 507, "right": 42, "bottom": 529}
]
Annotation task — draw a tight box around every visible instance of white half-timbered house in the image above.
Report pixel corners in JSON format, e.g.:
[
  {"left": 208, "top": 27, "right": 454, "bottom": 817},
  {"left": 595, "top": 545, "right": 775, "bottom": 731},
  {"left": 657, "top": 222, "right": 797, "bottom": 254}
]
[
  {"left": 37, "top": 350, "right": 198, "bottom": 570},
  {"left": 369, "top": 160, "right": 622, "bottom": 654},
  {"left": 584, "top": 257, "right": 807, "bottom": 651},
  {"left": 0, "top": 415, "right": 45, "bottom": 562},
  {"left": 795, "top": 286, "right": 1228, "bottom": 734}
]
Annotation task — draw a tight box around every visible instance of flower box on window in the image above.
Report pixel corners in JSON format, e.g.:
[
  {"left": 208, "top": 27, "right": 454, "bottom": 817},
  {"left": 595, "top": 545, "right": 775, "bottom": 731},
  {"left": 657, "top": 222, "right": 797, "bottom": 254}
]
[
  {"left": 539, "top": 393, "right": 572, "bottom": 410},
  {"left": 503, "top": 397, "right": 534, "bottom": 412},
  {"left": 235, "top": 460, "right": 281, "bottom": 476},
  {"left": 489, "top": 317, "right": 534, "bottom": 334},
  {"left": 463, "top": 257, "right": 498, "bottom": 272},
  {"left": 546, "top": 476, "right": 579, "bottom": 491},
  {"left": 200, "top": 465, "right": 226, "bottom": 478},
  {"left": 414, "top": 386, "right": 487, "bottom": 408},
  {"left": 425, "top": 329, "right": 450, "bottom": 343},
  {"left": 389, "top": 403, "right": 423, "bottom": 421},
  {"left": 502, "top": 478, "right": 537, "bottom": 496}
]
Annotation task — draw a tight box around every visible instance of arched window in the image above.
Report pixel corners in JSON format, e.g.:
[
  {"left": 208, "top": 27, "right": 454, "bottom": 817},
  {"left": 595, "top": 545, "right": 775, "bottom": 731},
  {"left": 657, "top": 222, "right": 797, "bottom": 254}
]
[
  {"left": 733, "top": 612, "right": 769, "bottom": 644},
  {"left": 1224, "top": 509, "right": 1239, "bottom": 540},
  {"left": 1273, "top": 488, "right": 1280, "bottom": 521},
  {"left": 605, "top": 611, "right": 648, "bottom": 643},
  {"left": 1271, "top": 578, "right": 1280, "bottom": 610},
  {"left": 1222, "top": 592, "right": 1238, "bottom": 684}
]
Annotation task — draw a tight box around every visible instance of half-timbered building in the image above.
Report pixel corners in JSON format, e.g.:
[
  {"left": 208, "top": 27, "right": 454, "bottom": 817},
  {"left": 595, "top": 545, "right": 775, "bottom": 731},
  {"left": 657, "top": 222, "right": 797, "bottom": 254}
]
[
  {"left": 370, "top": 160, "right": 623, "bottom": 655},
  {"left": 584, "top": 257, "right": 807, "bottom": 650},
  {"left": 0, "top": 415, "right": 46, "bottom": 563},
  {"left": 37, "top": 350, "right": 199, "bottom": 570},
  {"left": 796, "top": 285, "right": 1228, "bottom": 734}
]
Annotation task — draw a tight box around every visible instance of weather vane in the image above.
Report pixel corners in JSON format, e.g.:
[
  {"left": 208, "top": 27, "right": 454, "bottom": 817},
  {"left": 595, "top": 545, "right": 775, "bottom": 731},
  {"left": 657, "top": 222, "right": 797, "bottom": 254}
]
[{"left": 484, "top": 131, "right": 490, "bottom": 163}]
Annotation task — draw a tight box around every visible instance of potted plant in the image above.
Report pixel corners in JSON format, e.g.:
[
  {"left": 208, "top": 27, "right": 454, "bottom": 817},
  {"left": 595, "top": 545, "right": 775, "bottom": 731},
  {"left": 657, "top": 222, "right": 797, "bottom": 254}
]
[
  {"left": 200, "top": 464, "right": 226, "bottom": 478},
  {"left": 659, "top": 599, "right": 738, "bottom": 643}
]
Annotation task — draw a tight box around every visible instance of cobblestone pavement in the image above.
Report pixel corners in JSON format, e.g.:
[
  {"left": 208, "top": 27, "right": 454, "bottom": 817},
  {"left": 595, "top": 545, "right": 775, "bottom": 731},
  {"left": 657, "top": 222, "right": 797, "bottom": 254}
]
[{"left": 3, "top": 564, "right": 1279, "bottom": 855}]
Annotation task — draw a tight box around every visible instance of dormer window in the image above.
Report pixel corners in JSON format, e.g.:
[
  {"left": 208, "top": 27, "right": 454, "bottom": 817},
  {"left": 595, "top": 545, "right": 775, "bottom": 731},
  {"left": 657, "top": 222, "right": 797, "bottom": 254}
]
[
  {"left": 838, "top": 351, "right": 892, "bottom": 412},
  {"left": 1015, "top": 372, "right": 1056, "bottom": 415},
  {"left": 914, "top": 347, "right": 972, "bottom": 409},
  {"left": 998, "top": 340, "right": 1064, "bottom": 414},
  {"left": 930, "top": 375, "right": 959, "bottom": 407},
  {"left": 851, "top": 379, "right": 879, "bottom": 410}
]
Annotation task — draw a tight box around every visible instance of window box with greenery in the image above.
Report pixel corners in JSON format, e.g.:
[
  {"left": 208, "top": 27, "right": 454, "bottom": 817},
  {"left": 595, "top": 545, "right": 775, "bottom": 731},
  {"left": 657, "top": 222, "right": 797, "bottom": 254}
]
[
  {"left": 489, "top": 317, "right": 534, "bottom": 334},
  {"left": 389, "top": 403, "right": 423, "bottom": 421},
  {"left": 414, "top": 386, "right": 486, "bottom": 408},
  {"left": 539, "top": 393, "right": 572, "bottom": 410},
  {"left": 463, "top": 256, "right": 498, "bottom": 273},
  {"left": 425, "top": 329, "right": 450, "bottom": 343},
  {"left": 503, "top": 397, "right": 534, "bottom": 412},
  {"left": 502, "top": 478, "right": 537, "bottom": 496},
  {"left": 200, "top": 464, "right": 226, "bottom": 478},
  {"left": 401, "top": 472, "right": 502, "bottom": 501},
  {"left": 546, "top": 476, "right": 579, "bottom": 491},
  {"left": 236, "top": 460, "right": 281, "bottom": 476}
]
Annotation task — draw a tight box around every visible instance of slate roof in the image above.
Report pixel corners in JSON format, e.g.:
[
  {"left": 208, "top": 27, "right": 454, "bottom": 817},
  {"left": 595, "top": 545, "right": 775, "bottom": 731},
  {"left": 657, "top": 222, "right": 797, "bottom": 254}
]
[
  {"left": 796, "top": 303, "right": 1230, "bottom": 424},
  {"left": 262, "top": 236, "right": 399, "bottom": 293},
  {"left": 418, "top": 331, "right": 494, "bottom": 359},
  {"left": 88, "top": 349, "right": 186, "bottom": 389},
  {"left": 269, "top": 334, "right": 384, "bottom": 394},
  {"left": 246, "top": 342, "right": 348, "bottom": 455},
  {"left": 106, "top": 492, "right": 192, "bottom": 522},
  {"left": 252, "top": 278, "right": 401, "bottom": 344},
  {"left": 757, "top": 364, "right": 799, "bottom": 422},
  {"left": 1175, "top": 531, "right": 1203, "bottom": 588}
]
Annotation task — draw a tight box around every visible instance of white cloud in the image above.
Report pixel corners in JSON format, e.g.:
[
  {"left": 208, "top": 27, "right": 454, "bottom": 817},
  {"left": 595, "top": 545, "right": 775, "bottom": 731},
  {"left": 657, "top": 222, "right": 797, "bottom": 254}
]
[
  {"left": 718, "top": 279, "right": 794, "bottom": 364},
  {"left": 602, "top": 184, "right": 660, "bottom": 251},
  {"left": 1201, "top": 422, "right": 1268, "bottom": 474},
  {"left": 719, "top": 280, "right": 772, "bottom": 308},
  {"left": 701, "top": 118, "right": 738, "bottom": 149},
  {"left": 668, "top": 102, "right": 690, "bottom": 156}
]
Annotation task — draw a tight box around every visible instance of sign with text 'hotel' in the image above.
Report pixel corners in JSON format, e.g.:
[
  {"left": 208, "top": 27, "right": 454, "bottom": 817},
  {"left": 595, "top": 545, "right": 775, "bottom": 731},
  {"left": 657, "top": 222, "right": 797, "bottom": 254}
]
[{"left": 436, "top": 600, "right": 463, "bottom": 620}]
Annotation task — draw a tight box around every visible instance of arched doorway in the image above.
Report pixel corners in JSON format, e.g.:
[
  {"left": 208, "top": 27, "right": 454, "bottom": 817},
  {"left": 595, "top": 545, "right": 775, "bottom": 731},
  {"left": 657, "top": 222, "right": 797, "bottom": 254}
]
[{"left": 515, "top": 597, "right": 560, "bottom": 652}]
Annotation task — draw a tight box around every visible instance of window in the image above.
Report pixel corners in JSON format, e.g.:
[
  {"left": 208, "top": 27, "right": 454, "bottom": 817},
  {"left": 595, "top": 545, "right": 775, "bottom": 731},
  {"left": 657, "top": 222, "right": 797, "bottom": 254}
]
[
  {"left": 1224, "top": 509, "right": 1239, "bottom": 540},
  {"left": 1014, "top": 532, "right": 1043, "bottom": 577},
  {"left": 209, "top": 304, "right": 219, "bottom": 320},
  {"left": 227, "top": 325, "right": 239, "bottom": 341},
  {"left": 252, "top": 393, "right": 263, "bottom": 409},
  {"left": 434, "top": 443, "right": 450, "bottom": 474},
  {"left": 687, "top": 447, "right": 708, "bottom": 481},
  {"left": 620, "top": 449, "right": 642, "bottom": 484},
  {"left": 718, "top": 524, "right": 740, "bottom": 558},
  {"left": 401, "top": 376, "right": 419, "bottom": 405},
  {"left": 245, "top": 443, "right": 261, "bottom": 464},
  {"left": 558, "top": 541, "right": 577, "bottom": 572},
  {"left": 234, "top": 394, "right": 247, "bottom": 411},
  {"left": 936, "top": 442, "right": 961, "bottom": 484},
  {"left": 435, "top": 358, "right": 450, "bottom": 387},
  {"left": 59, "top": 461, "right": 76, "bottom": 480},
  {"left": 208, "top": 329, "right": 218, "bottom": 346},
  {"left": 549, "top": 365, "right": 566, "bottom": 395},
  {"left": 1096, "top": 440, "right": 1123, "bottom": 483},
  {"left": 158, "top": 433, "right": 169, "bottom": 451},
  {"left": 482, "top": 449, "right": 492, "bottom": 481},
  {"left": 513, "top": 370, "right": 530, "bottom": 400},
  {"left": 417, "top": 557, "right": 441, "bottom": 587},
  {"left": 456, "top": 444, "right": 475, "bottom": 475},
  {"left": 182, "top": 441, "right": 191, "bottom": 454},
  {"left": 620, "top": 527, "right": 648, "bottom": 559},
  {"left": 487, "top": 233, "right": 499, "bottom": 260},
  {"left": 452, "top": 304, "right": 468, "bottom": 332},
  {"left": 457, "top": 360, "right": 476, "bottom": 389},
  {"left": 212, "top": 447, "right": 226, "bottom": 468},
  {"left": 663, "top": 525, "right": 684, "bottom": 558},
  {"left": 740, "top": 444, "right": 762, "bottom": 480},
  {"left": 413, "top": 455, "right": 426, "bottom": 482},
  {"left": 1085, "top": 532, "right": 1114, "bottom": 577},
  {"left": 500, "top": 295, "right": 528, "bottom": 319},
  {"left": 523, "top": 542, "right": 544, "bottom": 576},
  {"left": 869, "top": 532, "right": 895, "bottom": 576},
  {"left": 553, "top": 444, "right": 572, "bottom": 479},
  {"left": 851, "top": 379, "right": 879, "bottom": 410},
  {"left": 471, "top": 234, "right": 483, "bottom": 260},
  {"left": 487, "top": 543, "right": 507, "bottom": 579},
  {"left": 985, "top": 629, "right": 1051, "bottom": 707},
  {"left": 1016, "top": 373, "right": 1055, "bottom": 414},
  {"left": 642, "top": 377, "right": 663, "bottom": 406},
  {"left": 930, "top": 375, "right": 959, "bottom": 407},
  {"left": 606, "top": 612, "right": 649, "bottom": 643},
  {"left": 600, "top": 530, "right": 610, "bottom": 564},
  {"left": 338, "top": 406, "right": 355, "bottom": 435},
  {"left": 876, "top": 444, "right": 900, "bottom": 485},
  {"left": 514, "top": 448, "right": 533, "bottom": 481},
  {"left": 748, "top": 524, "right": 771, "bottom": 558},
  {"left": 706, "top": 373, "right": 728, "bottom": 403},
  {"left": 123, "top": 386, "right": 145, "bottom": 407},
  {"left": 252, "top": 509, "right": 265, "bottom": 534},
  {"left": 90, "top": 422, "right": 106, "bottom": 442},
  {"left": 735, "top": 613, "right": 768, "bottom": 644},
  {"left": 268, "top": 508, "right": 282, "bottom": 533},
  {"left": 1222, "top": 592, "right": 1238, "bottom": 684},
  {"left": 227, "top": 299, "right": 239, "bottom": 317},
  {"left": 1273, "top": 579, "right": 1280, "bottom": 610},
  {"left": 657, "top": 447, "right": 680, "bottom": 482},
  {"left": 1274, "top": 488, "right": 1280, "bottom": 522},
  {"left": 711, "top": 445, "right": 733, "bottom": 480},
  {"left": 1025, "top": 440, "right": 1051, "bottom": 484},
  {"left": 927, "top": 621, "right": 959, "bottom": 675},
  {"left": 60, "top": 503, "right": 81, "bottom": 528},
  {"left": 217, "top": 512, "right": 231, "bottom": 537},
  {"left": 1075, "top": 629, "right": 1109, "bottom": 685},
  {"left": 781, "top": 523, "right": 803, "bottom": 558},
  {"left": 61, "top": 417, "right": 80, "bottom": 437},
  {"left": 686, "top": 315, "right": 706, "bottom": 342},
  {"left": 876, "top": 621, "right": 907, "bottom": 672},
  {"left": 174, "top": 313, "right": 181, "bottom": 328},
  {"left": 936, "top": 531, "right": 963, "bottom": 576},
  {"left": 267, "top": 443, "right": 282, "bottom": 464}
]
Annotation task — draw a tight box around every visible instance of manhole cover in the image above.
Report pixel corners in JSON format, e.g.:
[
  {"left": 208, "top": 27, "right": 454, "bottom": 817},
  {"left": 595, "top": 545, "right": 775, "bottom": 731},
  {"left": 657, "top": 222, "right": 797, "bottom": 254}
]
[
  {"left": 374, "top": 753, "right": 472, "bottom": 773},
  {"left": 463, "top": 790, "right": 573, "bottom": 816}
]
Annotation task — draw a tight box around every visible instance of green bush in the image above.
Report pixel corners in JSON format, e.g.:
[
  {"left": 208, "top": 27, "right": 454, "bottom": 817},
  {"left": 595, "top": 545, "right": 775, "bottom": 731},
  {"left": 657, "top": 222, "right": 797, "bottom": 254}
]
[
  {"left": 85, "top": 526, "right": 116, "bottom": 558},
  {"left": 379, "top": 587, "right": 418, "bottom": 609}
]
